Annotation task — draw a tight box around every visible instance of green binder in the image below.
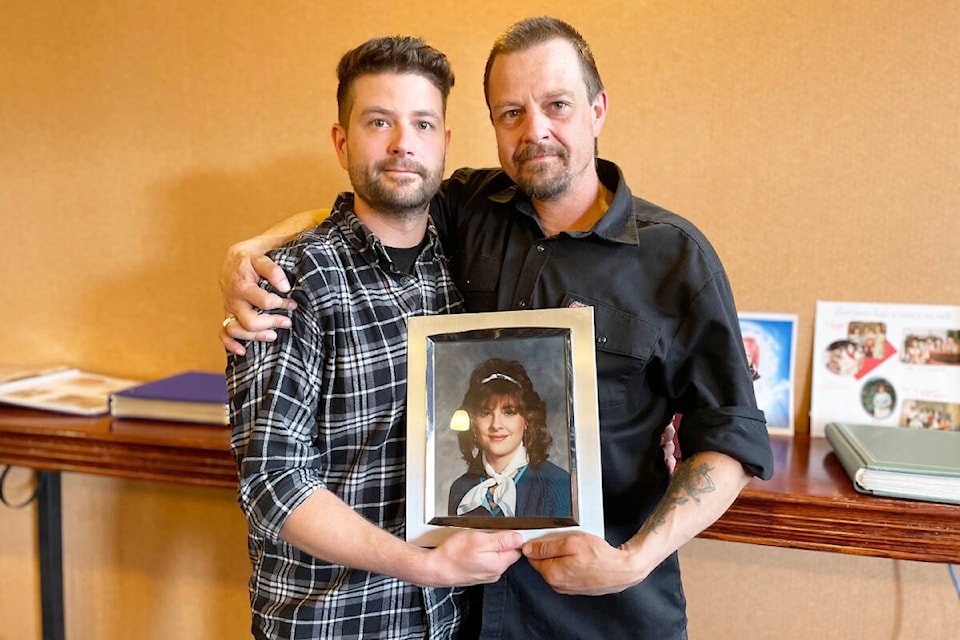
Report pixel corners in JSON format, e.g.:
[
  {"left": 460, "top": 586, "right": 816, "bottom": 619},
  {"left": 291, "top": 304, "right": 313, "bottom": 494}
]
[{"left": 825, "top": 422, "right": 960, "bottom": 505}]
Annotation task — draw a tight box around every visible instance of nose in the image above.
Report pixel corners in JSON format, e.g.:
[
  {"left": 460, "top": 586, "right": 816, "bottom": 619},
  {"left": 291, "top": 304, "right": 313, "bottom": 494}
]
[
  {"left": 389, "top": 122, "right": 414, "bottom": 156},
  {"left": 521, "top": 108, "right": 550, "bottom": 143}
]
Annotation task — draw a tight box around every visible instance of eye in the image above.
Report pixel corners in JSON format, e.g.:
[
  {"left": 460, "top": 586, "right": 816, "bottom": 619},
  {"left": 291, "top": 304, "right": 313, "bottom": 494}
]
[
  {"left": 416, "top": 121, "right": 434, "bottom": 131},
  {"left": 477, "top": 409, "right": 491, "bottom": 418},
  {"left": 371, "top": 118, "right": 388, "bottom": 128},
  {"left": 499, "top": 109, "right": 521, "bottom": 122},
  {"left": 550, "top": 101, "right": 568, "bottom": 112}
]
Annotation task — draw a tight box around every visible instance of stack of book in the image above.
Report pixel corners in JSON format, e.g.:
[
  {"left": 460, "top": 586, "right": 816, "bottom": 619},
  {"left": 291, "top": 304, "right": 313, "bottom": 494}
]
[{"left": 109, "top": 371, "right": 230, "bottom": 426}]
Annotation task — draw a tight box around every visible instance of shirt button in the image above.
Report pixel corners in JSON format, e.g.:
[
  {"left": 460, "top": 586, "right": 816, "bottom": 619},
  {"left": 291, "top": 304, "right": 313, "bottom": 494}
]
[
  {"left": 597, "top": 336, "right": 607, "bottom": 344},
  {"left": 518, "top": 300, "right": 527, "bottom": 308},
  {"left": 536, "top": 244, "right": 545, "bottom": 253}
]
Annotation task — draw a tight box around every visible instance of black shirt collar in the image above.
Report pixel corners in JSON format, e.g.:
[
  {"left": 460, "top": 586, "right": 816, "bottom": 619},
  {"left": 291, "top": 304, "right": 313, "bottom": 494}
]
[{"left": 486, "top": 159, "right": 640, "bottom": 245}]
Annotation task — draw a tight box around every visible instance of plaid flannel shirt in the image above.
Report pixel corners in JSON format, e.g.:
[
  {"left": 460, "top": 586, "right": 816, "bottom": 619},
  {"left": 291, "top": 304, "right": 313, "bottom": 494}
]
[{"left": 228, "top": 193, "right": 465, "bottom": 639}]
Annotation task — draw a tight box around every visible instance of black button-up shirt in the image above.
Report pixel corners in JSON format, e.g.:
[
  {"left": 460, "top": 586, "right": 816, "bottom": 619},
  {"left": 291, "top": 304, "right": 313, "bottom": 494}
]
[{"left": 432, "top": 160, "right": 774, "bottom": 639}]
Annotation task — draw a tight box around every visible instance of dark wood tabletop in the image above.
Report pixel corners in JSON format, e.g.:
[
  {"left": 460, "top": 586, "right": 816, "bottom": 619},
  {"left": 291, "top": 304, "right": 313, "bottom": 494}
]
[
  {"left": 1, "top": 408, "right": 957, "bottom": 563},
  {"left": 0, "top": 407, "right": 234, "bottom": 488},
  {"left": 701, "top": 435, "right": 960, "bottom": 564}
]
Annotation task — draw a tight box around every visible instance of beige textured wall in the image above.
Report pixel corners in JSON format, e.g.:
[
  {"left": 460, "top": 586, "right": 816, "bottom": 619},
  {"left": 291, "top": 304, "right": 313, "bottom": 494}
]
[
  {"left": 1, "top": 1, "right": 958, "bottom": 638},
  {"left": 682, "top": 539, "right": 958, "bottom": 640}
]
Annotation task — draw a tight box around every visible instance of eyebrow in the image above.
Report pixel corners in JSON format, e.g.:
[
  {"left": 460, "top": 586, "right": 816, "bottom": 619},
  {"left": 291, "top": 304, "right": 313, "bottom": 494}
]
[
  {"left": 490, "top": 90, "right": 577, "bottom": 111},
  {"left": 358, "top": 106, "right": 441, "bottom": 120},
  {"left": 541, "top": 90, "right": 576, "bottom": 102},
  {"left": 412, "top": 109, "right": 442, "bottom": 121},
  {"left": 490, "top": 99, "right": 521, "bottom": 111}
]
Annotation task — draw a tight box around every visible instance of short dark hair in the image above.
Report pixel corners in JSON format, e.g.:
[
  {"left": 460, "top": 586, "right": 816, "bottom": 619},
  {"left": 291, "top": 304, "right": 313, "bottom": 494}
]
[
  {"left": 457, "top": 358, "right": 553, "bottom": 471},
  {"left": 482, "top": 16, "right": 604, "bottom": 108},
  {"left": 336, "top": 36, "right": 455, "bottom": 126}
]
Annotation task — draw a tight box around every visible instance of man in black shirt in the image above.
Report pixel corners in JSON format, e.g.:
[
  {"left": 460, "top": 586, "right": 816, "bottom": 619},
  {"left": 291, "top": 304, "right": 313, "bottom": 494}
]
[{"left": 221, "top": 17, "right": 773, "bottom": 640}]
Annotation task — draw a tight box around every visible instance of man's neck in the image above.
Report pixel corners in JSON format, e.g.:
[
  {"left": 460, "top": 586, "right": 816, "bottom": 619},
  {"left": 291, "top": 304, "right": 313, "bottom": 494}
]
[
  {"left": 353, "top": 199, "right": 430, "bottom": 249},
  {"left": 532, "top": 171, "right": 613, "bottom": 238}
]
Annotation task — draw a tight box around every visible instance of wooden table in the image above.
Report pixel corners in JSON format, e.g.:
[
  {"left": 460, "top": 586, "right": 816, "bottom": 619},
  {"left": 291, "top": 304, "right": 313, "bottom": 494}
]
[
  {"left": 1, "top": 408, "right": 958, "bottom": 639},
  {"left": 0, "top": 408, "right": 234, "bottom": 488},
  {"left": 700, "top": 435, "right": 960, "bottom": 564},
  {"left": 0, "top": 408, "right": 233, "bottom": 640}
]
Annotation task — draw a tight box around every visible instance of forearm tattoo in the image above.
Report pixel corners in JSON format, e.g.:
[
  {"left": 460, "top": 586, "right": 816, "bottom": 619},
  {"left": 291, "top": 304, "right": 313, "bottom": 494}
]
[{"left": 641, "top": 460, "right": 716, "bottom": 535}]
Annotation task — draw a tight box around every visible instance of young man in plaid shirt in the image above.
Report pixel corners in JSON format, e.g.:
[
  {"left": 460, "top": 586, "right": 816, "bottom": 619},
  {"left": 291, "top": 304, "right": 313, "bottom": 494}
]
[{"left": 227, "top": 37, "right": 523, "bottom": 640}]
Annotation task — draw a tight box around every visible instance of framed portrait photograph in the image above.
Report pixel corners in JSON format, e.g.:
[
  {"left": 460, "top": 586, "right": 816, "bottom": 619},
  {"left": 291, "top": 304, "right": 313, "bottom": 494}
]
[
  {"left": 737, "top": 312, "right": 799, "bottom": 435},
  {"left": 406, "top": 307, "right": 604, "bottom": 546}
]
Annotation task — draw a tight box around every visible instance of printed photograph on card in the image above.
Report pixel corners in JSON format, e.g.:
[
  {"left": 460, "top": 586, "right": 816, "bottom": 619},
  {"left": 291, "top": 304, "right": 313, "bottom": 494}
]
[
  {"left": 901, "top": 328, "right": 960, "bottom": 366},
  {"left": 431, "top": 329, "right": 574, "bottom": 526},
  {"left": 899, "top": 399, "right": 959, "bottom": 431},
  {"left": 810, "top": 301, "right": 960, "bottom": 436},
  {"left": 738, "top": 313, "right": 798, "bottom": 435}
]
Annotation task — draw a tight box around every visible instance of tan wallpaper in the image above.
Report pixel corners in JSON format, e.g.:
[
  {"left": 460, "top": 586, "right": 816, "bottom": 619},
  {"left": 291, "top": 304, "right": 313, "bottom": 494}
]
[
  {"left": 2, "top": 0, "right": 958, "bottom": 425},
  {"left": 1, "top": 1, "right": 958, "bottom": 638}
]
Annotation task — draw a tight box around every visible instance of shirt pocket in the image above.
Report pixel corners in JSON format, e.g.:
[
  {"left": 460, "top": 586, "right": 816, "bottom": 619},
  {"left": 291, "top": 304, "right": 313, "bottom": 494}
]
[
  {"left": 562, "top": 293, "right": 661, "bottom": 408},
  {"left": 459, "top": 253, "right": 500, "bottom": 312}
]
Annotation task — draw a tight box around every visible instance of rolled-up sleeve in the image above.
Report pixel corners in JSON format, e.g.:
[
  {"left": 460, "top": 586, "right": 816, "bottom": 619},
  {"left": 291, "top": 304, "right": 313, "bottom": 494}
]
[
  {"left": 227, "top": 251, "right": 327, "bottom": 542},
  {"left": 669, "top": 270, "right": 775, "bottom": 480}
]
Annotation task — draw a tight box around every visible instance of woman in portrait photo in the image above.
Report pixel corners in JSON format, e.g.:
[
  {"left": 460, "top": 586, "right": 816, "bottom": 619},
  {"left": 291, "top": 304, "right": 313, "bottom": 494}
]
[{"left": 448, "top": 358, "right": 572, "bottom": 519}]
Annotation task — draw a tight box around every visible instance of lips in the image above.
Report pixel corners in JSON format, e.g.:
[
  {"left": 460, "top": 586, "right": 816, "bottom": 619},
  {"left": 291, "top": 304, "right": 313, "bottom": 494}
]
[
  {"left": 514, "top": 143, "right": 567, "bottom": 165},
  {"left": 377, "top": 160, "right": 425, "bottom": 177}
]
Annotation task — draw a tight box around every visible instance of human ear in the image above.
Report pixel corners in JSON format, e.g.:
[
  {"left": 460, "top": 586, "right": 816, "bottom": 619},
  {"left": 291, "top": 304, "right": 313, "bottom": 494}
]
[
  {"left": 331, "top": 123, "right": 349, "bottom": 170},
  {"left": 591, "top": 90, "right": 608, "bottom": 137}
]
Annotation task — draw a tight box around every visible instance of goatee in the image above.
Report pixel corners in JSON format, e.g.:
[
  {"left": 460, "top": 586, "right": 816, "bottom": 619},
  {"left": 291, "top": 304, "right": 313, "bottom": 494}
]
[{"left": 512, "top": 143, "right": 571, "bottom": 201}]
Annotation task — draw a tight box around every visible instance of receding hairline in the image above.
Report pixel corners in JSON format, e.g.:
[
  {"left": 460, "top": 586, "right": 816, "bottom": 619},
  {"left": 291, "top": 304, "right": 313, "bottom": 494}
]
[{"left": 482, "top": 17, "right": 604, "bottom": 108}]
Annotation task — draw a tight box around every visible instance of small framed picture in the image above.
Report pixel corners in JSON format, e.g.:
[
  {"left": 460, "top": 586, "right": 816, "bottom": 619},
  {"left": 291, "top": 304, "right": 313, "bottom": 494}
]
[
  {"left": 738, "top": 312, "right": 798, "bottom": 435},
  {"left": 406, "top": 307, "right": 604, "bottom": 545}
]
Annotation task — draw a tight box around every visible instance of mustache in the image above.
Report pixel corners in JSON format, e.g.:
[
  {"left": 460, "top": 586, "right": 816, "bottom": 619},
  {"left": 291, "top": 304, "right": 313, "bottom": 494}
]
[
  {"left": 513, "top": 143, "right": 568, "bottom": 165},
  {"left": 375, "top": 158, "right": 428, "bottom": 176}
]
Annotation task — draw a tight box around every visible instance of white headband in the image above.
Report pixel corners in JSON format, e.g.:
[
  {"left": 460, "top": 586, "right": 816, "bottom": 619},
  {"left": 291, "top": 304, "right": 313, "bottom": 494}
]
[{"left": 480, "top": 372, "right": 520, "bottom": 386}]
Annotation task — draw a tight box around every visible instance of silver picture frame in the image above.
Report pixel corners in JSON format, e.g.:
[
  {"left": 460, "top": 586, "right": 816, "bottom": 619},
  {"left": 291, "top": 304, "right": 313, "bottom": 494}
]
[{"left": 406, "top": 307, "right": 604, "bottom": 546}]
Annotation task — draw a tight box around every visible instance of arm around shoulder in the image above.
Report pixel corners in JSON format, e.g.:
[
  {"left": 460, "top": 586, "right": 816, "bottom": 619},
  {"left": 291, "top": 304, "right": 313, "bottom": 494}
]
[{"left": 219, "top": 208, "right": 329, "bottom": 355}]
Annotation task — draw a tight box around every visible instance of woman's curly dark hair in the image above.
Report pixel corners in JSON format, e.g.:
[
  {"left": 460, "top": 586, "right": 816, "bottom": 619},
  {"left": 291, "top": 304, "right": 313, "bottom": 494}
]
[{"left": 456, "top": 358, "right": 552, "bottom": 473}]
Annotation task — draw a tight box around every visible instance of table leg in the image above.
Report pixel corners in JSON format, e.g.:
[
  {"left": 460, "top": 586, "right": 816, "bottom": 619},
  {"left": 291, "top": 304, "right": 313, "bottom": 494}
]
[{"left": 37, "top": 470, "right": 65, "bottom": 640}]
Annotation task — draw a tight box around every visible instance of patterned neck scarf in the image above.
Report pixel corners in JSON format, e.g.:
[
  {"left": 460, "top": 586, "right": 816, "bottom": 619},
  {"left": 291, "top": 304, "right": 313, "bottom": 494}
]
[{"left": 456, "top": 444, "right": 529, "bottom": 517}]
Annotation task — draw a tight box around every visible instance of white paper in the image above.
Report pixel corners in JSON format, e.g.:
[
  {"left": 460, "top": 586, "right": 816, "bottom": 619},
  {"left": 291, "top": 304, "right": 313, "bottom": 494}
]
[{"left": 810, "top": 301, "right": 960, "bottom": 436}]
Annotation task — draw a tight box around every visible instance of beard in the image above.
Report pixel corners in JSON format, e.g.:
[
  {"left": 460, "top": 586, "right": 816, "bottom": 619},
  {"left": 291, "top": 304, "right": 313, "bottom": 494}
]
[
  {"left": 512, "top": 143, "right": 572, "bottom": 201},
  {"left": 348, "top": 157, "right": 442, "bottom": 218}
]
